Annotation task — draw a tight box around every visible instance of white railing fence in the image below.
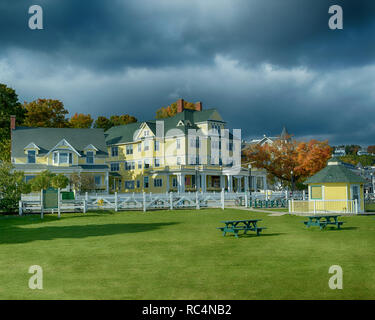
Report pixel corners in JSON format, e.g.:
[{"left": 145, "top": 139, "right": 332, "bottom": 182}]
[
  {"left": 19, "top": 190, "right": 252, "bottom": 216},
  {"left": 289, "top": 199, "right": 359, "bottom": 215},
  {"left": 18, "top": 189, "right": 309, "bottom": 216}
]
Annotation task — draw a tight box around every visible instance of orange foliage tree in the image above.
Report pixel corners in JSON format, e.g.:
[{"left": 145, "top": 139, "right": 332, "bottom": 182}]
[
  {"left": 243, "top": 136, "right": 332, "bottom": 186},
  {"left": 156, "top": 100, "right": 196, "bottom": 119},
  {"left": 69, "top": 113, "right": 93, "bottom": 128}
]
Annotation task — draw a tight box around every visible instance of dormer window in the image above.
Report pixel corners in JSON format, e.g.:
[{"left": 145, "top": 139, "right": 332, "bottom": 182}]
[
  {"left": 53, "top": 152, "right": 73, "bottom": 165},
  {"left": 27, "top": 150, "right": 36, "bottom": 164},
  {"left": 86, "top": 151, "right": 94, "bottom": 164}
]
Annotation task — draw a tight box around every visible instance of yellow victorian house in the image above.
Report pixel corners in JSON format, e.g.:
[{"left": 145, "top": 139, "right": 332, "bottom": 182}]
[
  {"left": 105, "top": 99, "right": 267, "bottom": 193},
  {"left": 11, "top": 126, "right": 109, "bottom": 192},
  {"left": 304, "top": 159, "right": 366, "bottom": 213}
]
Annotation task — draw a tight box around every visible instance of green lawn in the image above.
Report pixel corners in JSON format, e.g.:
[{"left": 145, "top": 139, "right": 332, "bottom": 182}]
[
  {"left": 0, "top": 209, "right": 375, "bottom": 300},
  {"left": 365, "top": 203, "right": 375, "bottom": 212}
]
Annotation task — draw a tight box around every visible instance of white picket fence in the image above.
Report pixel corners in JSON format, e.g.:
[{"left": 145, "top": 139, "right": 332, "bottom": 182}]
[
  {"left": 19, "top": 189, "right": 308, "bottom": 216},
  {"left": 289, "top": 199, "right": 359, "bottom": 215},
  {"left": 19, "top": 191, "right": 253, "bottom": 216}
]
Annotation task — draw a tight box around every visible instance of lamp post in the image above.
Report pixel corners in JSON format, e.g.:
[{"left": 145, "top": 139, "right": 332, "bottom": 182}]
[
  {"left": 248, "top": 164, "right": 252, "bottom": 193},
  {"left": 290, "top": 170, "right": 294, "bottom": 197}
]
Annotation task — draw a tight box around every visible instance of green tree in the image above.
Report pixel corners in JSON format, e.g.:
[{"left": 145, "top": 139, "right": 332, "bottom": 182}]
[
  {"left": 69, "top": 173, "right": 96, "bottom": 192},
  {"left": 80, "top": 174, "right": 96, "bottom": 192},
  {"left": 344, "top": 145, "right": 361, "bottom": 156},
  {"left": 0, "top": 83, "right": 26, "bottom": 139},
  {"left": 94, "top": 115, "right": 137, "bottom": 131},
  {"left": 93, "top": 116, "right": 113, "bottom": 131},
  {"left": 51, "top": 174, "right": 70, "bottom": 189},
  {"left": 23, "top": 99, "right": 70, "bottom": 128},
  {"left": 0, "top": 139, "right": 11, "bottom": 162},
  {"left": 30, "top": 170, "right": 56, "bottom": 191},
  {"left": 0, "top": 162, "right": 31, "bottom": 212},
  {"left": 0, "top": 84, "right": 26, "bottom": 160}
]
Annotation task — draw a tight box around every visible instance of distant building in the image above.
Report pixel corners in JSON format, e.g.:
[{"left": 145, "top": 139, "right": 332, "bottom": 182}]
[
  {"left": 245, "top": 125, "right": 291, "bottom": 147},
  {"left": 333, "top": 147, "right": 346, "bottom": 157},
  {"left": 357, "top": 147, "right": 369, "bottom": 156}
]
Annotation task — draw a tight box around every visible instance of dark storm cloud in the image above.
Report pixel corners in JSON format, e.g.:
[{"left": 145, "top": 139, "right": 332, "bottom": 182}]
[
  {"left": 0, "top": 0, "right": 374, "bottom": 145},
  {"left": 1, "top": 0, "right": 375, "bottom": 70}
]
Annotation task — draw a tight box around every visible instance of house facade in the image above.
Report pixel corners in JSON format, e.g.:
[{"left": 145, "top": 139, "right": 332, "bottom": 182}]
[
  {"left": 10, "top": 99, "right": 267, "bottom": 194},
  {"left": 105, "top": 99, "right": 267, "bottom": 193},
  {"left": 11, "top": 125, "right": 109, "bottom": 192}
]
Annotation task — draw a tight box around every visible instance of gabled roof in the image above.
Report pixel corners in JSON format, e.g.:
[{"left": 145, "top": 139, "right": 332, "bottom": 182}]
[
  {"left": 46, "top": 139, "right": 81, "bottom": 156},
  {"left": 84, "top": 144, "right": 99, "bottom": 151},
  {"left": 105, "top": 108, "right": 223, "bottom": 145},
  {"left": 280, "top": 125, "right": 289, "bottom": 139},
  {"left": 304, "top": 161, "right": 367, "bottom": 184},
  {"left": 24, "top": 142, "right": 40, "bottom": 150},
  {"left": 12, "top": 127, "right": 108, "bottom": 158}
]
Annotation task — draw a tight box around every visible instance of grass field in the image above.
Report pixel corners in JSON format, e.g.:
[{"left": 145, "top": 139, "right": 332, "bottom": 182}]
[
  {"left": 366, "top": 202, "right": 375, "bottom": 212},
  {"left": 0, "top": 209, "right": 375, "bottom": 300}
]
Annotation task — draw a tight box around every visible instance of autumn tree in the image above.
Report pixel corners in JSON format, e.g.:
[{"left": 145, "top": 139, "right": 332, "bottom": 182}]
[
  {"left": 23, "top": 99, "right": 70, "bottom": 128},
  {"left": 69, "top": 113, "right": 93, "bottom": 128},
  {"left": 156, "top": 100, "right": 196, "bottom": 119},
  {"left": 368, "top": 145, "right": 375, "bottom": 154},
  {"left": 109, "top": 114, "right": 137, "bottom": 126},
  {"left": 243, "top": 137, "right": 332, "bottom": 188}
]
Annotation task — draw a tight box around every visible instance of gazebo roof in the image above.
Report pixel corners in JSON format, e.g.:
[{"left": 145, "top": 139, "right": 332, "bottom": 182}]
[{"left": 304, "top": 160, "right": 366, "bottom": 184}]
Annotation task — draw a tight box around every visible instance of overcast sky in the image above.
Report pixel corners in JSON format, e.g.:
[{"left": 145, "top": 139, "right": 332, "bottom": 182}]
[{"left": 0, "top": 0, "right": 374, "bottom": 145}]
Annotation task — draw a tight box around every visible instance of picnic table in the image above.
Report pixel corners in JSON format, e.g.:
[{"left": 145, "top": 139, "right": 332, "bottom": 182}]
[
  {"left": 217, "top": 219, "right": 266, "bottom": 238},
  {"left": 303, "top": 215, "right": 344, "bottom": 230}
]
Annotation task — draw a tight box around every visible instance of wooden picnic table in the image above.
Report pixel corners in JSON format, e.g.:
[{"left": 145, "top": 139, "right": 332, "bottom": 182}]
[
  {"left": 303, "top": 215, "right": 344, "bottom": 230},
  {"left": 217, "top": 219, "right": 266, "bottom": 238}
]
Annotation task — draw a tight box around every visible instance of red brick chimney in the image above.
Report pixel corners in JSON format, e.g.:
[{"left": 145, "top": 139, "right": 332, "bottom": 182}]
[
  {"left": 10, "top": 115, "right": 16, "bottom": 131},
  {"left": 177, "top": 99, "right": 184, "bottom": 113},
  {"left": 195, "top": 102, "right": 202, "bottom": 111}
]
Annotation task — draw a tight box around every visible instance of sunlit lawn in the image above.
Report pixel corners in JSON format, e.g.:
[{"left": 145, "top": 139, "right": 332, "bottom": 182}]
[
  {"left": 365, "top": 203, "right": 375, "bottom": 212},
  {"left": 0, "top": 209, "right": 374, "bottom": 300}
]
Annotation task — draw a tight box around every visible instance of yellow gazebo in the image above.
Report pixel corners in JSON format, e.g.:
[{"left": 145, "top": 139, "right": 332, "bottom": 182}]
[{"left": 303, "top": 159, "right": 366, "bottom": 213}]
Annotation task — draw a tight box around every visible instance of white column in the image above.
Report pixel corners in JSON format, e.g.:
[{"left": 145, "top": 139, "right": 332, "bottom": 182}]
[
  {"left": 105, "top": 171, "right": 109, "bottom": 194},
  {"left": 220, "top": 175, "right": 225, "bottom": 190},
  {"left": 165, "top": 174, "right": 170, "bottom": 192},
  {"left": 238, "top": 177, "right": 242, "bottom": 192},
  {"left": 177, "top": 173, "right": 185, "bottom": 193},
  {"left": 244, "top": 175, "right": 249, "bottom": 192},
  {"left": 228, "top": 175, "right": 233, "bottom": 192},
  {"left": 201, "top": 174, "right": 207, "bottom": 192},
  {"left": 177, "top": 174, "right": 181, "bottom": 193},
  {"left": 181, "top": 173, "right": 185, "bottom": 193}
]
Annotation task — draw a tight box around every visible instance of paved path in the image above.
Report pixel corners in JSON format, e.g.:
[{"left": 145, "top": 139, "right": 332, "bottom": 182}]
[{"left": 235, "top": 207, "right": 289, "bottom": 216}]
